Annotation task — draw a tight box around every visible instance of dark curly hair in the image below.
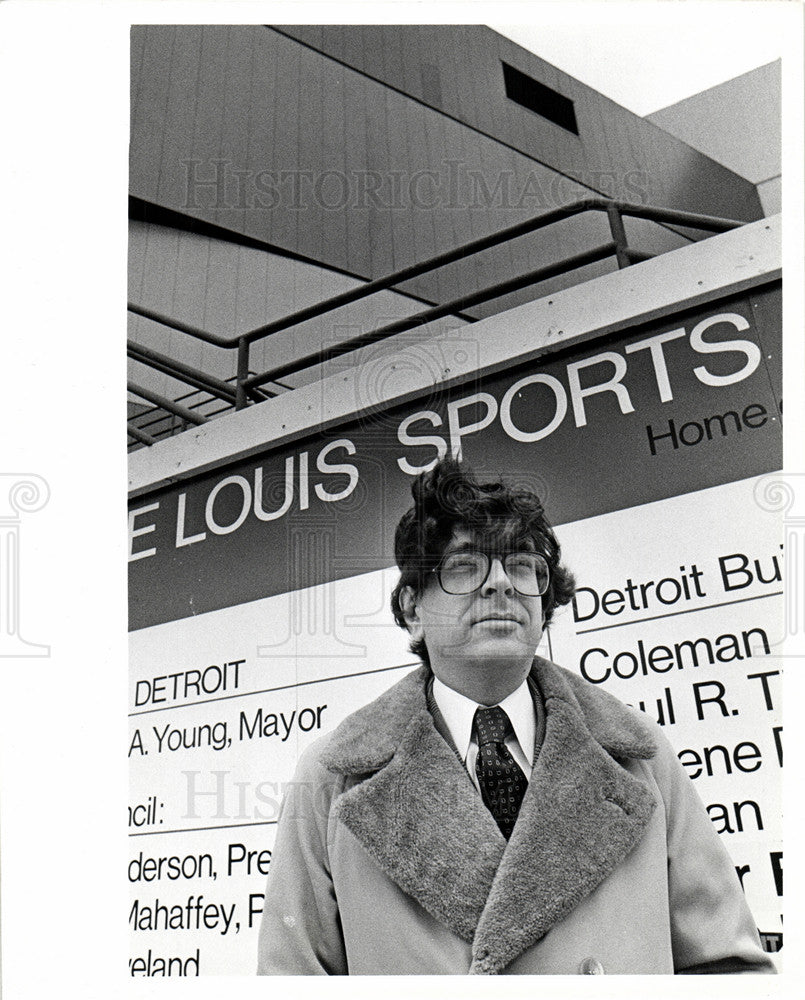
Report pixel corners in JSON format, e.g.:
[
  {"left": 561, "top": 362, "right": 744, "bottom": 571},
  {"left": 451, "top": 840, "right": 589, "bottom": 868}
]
[{"left": 391, "top": 458, "right": 576, "bottom": 667}]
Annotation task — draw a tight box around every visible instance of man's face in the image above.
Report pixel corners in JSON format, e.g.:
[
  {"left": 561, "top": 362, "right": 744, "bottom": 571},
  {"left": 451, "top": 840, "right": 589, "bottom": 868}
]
[{"left": 403, "top": 527, "right": 545, "bottom": 703}]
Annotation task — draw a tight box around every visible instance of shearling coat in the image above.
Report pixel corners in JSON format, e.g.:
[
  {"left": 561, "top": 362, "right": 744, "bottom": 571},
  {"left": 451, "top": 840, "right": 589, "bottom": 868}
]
[{"left": 257, "top": 658, "right": 773, "bottom": 975}]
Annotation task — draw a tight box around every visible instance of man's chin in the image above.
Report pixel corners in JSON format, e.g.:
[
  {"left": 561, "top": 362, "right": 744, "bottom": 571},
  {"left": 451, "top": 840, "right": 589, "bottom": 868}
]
[{"left": 444, "top": 636, "right": 535, "bottom": 661}]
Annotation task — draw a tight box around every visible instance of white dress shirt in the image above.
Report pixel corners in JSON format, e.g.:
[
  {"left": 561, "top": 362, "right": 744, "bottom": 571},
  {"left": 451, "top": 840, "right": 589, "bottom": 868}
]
[{"left": 431, "top": 676, "right": 535, "bottom": 792}]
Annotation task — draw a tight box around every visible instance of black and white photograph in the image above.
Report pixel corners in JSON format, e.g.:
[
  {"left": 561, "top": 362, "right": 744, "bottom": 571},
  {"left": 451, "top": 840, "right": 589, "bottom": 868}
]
[
  {"left": 126, "top": 13, "right": 792, "bottom": 978},
  {"left": 1, "top": 0, "right": 803, "bottom": 994}
]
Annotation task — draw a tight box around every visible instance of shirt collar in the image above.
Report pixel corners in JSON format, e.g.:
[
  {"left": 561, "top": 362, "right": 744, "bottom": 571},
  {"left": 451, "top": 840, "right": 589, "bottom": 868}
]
[{"left": 432, "top": 675, "right": 536, "bottom": 764}]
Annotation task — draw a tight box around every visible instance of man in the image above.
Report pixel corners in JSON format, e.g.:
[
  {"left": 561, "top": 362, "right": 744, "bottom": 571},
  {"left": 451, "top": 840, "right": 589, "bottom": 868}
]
[{"left": 258, "top": 459, "right": 773, "bottom": 975}]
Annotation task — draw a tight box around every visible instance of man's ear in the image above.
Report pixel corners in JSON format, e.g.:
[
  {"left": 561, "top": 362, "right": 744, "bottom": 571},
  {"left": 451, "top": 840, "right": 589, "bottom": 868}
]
[{"left": 399, "top": 586, "right": 423, "bottom": 638}]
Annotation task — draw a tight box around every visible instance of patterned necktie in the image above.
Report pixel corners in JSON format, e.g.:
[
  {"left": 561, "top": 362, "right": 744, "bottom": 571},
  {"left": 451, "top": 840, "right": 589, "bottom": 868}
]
[{"left": 473, "top": 705, "right": 528, "bottom": 840}]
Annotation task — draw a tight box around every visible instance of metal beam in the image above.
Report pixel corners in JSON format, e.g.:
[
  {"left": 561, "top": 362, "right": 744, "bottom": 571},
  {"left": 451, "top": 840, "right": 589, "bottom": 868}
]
[
  {"left": 127, "top": 424, "right": 157, "bottom": 446},
  {"left": 127, "top": 199, "right": 744, "bottom": 355},
  {"left": 128, "top": 340, "right": 238, "bottom": 403},
  {"left": 127, "top": 381, "right": 208, "bottom": 425},
  {"left": 245, "top": 241, "right": 616, "bottom": 390}
]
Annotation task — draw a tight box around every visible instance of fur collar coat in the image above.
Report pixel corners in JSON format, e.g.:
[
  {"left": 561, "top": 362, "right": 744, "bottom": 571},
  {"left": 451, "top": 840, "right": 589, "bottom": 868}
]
[{"left": 258, "top": 657, "right": 773, "bottom": 975}]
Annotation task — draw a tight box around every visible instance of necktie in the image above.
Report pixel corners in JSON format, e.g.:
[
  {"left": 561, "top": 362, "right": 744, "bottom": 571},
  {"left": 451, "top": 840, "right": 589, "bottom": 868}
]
[{"left": 473, "top": 706, "right": 528, "bottom": 840}]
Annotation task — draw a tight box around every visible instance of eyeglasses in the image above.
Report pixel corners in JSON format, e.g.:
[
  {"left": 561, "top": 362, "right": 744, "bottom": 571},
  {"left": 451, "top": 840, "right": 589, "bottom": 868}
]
[{"left": 435, "top": 550, "right": 550, "bottom": 597}]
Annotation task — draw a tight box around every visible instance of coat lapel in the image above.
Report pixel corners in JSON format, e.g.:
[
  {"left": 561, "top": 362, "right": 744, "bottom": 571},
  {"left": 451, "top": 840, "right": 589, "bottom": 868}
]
[
  {"left": 319, "top": 666, "right": 507, "bottom": 942},
  {"left": 334, "top": 709, "right": 506, "bottom": 942},
  {"left": 319, "top": 660, "right": 659, "bottom": 971},
  {"left": 469, "top": 660, "right": 658, "bottom": 973}
]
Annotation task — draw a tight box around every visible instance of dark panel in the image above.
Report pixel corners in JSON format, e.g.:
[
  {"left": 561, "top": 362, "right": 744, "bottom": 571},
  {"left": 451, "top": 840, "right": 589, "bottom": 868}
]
[
  {"left": 359, "top": 72, "right": 396, "bottom": 277},
  {"left": 244, "top": 26, "right": 279, "bottom": 248},
  {"left": 320, "top": 62, "right": 350, "bottom": 273},
  {"left": 157, "top": 26, "right": 204, "bottom": 213},
  {"left": 337, "top": 23, "right": 364, "bottom": 77},
  {"left": 297, "top": 37, "right": 327, "bottom": 269},
  {"left": 215, "top": 26, "right": 260, "bottom": 237},
  {"left": 341, "top": 68, "right": 371, "bottom": 277},
  {"left": 502, "top": 62, "right": 578, "bottom": 134},
  {"left": 130, "top": 25, "right": 178, "bottom": 204},
  {"left": 130, "top": 26, "right": 146, "bottom": 128},
  {"left": 268, "top": 33, "right": 301, "bottom": 256}
]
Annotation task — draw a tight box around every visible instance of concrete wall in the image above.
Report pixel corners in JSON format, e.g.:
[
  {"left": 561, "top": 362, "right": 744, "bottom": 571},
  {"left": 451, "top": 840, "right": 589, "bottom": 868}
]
[
  {"left": 130, "top": 25, "right": 762, "bottom": 311},
  {"left": 647, "top": 62, "right": 781, "bottom": 216},
  {"left": 277, "top": 25, "right": 763, "bottom": 222}
]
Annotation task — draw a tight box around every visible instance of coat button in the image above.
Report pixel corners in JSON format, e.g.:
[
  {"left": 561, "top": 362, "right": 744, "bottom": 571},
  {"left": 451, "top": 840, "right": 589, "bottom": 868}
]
[{"left": 579, "top": 957, "right": 604, "bottom": 975}]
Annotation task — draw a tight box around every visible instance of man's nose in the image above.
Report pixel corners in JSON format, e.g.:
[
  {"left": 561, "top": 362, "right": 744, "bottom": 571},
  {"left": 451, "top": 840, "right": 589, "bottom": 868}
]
[{"left": 481, "top": 557, "right": 514, "bottom": 595}]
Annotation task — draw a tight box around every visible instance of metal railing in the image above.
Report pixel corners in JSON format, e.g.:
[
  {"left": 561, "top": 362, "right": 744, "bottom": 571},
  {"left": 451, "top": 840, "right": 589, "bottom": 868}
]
[
  {"left": 127, "top": 197, "right": 744, "bottom": 446},
  {"left": 128, "top": 379, "right": 237, "bottom": 442}
]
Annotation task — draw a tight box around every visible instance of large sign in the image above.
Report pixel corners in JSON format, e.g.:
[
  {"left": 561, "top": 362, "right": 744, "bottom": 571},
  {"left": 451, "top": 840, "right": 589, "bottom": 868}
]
[
  {"left": 129, "top": 282, "right": 782, "bottom": 974},
  {"left": 129, "top": 285, "right": 781, "bottom": 627}
]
